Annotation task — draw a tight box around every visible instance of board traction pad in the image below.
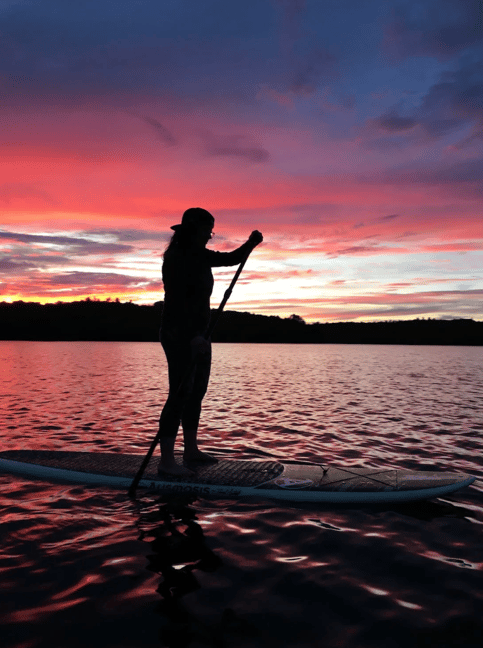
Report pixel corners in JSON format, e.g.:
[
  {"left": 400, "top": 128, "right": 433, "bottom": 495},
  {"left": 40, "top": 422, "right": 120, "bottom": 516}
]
[
  {"left": 0, "top": 450, "right": 283, "bottom": 487},
  {"left": 0, "top": 450, "right": 473, "bottom": 492}
]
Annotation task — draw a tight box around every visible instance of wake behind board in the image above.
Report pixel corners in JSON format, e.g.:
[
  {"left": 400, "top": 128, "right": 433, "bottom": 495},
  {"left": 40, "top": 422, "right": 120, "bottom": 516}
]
[{"left": 0, "top": 450, "right": 476, "bottom": 503}]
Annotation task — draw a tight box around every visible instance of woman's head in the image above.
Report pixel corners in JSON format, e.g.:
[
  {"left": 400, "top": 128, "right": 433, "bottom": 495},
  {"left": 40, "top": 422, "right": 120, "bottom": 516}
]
[
  {"left": 167, "top": 208, "right": 215, "bottom": 251},
  {"left": 172, "top": 208, "right": 214, "bottom": 232}
]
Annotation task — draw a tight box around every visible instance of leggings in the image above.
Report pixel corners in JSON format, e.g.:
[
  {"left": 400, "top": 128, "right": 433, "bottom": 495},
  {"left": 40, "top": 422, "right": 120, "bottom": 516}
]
[{"left": 158, "top": 333, "right": 212, "bottom": 439}]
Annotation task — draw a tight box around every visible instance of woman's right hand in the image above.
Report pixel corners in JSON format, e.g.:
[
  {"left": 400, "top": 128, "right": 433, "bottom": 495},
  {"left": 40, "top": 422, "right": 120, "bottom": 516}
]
[
  {"left": 191, "top": 335, "right": 210, "bottom": 358},
  {"left": 248, "top": 230, "right": 263, "bottom": 247}
]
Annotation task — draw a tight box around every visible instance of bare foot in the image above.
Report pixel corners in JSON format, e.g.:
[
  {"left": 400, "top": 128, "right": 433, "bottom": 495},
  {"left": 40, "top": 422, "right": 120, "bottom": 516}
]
[
  {"left": 157, "top": 461, "right": 194, "bottom": 477},
  {"left": 184, "top": 450, "right": 219, "bottom": 464}
]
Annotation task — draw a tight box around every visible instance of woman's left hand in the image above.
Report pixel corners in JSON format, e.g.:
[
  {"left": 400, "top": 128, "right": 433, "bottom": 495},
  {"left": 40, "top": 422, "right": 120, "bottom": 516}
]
[{"left": 248, "top": 230, "right": 263, "bottom": 247}]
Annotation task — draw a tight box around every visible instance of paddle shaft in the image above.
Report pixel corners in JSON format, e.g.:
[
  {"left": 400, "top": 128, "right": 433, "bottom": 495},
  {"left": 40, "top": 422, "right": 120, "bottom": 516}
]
[{"left": 128, "top": 246, "right": 253, "bottom": 496}]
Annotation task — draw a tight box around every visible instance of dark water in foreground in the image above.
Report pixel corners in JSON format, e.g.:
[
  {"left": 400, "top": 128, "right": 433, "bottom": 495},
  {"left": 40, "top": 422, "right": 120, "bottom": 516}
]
[{"left": 1, "top": 341, "right": 482, "bottom": 648}]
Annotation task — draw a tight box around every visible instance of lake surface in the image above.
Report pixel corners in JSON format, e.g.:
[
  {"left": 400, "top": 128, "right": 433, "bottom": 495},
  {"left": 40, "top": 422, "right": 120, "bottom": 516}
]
[{"left": 1, "top": 341, "right": 482, "bottom": 648}]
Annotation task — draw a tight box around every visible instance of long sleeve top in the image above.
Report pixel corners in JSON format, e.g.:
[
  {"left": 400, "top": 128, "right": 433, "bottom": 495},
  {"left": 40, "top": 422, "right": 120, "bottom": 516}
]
[{"left": 161, "top": 241, "right": 252, "bottom": 341}]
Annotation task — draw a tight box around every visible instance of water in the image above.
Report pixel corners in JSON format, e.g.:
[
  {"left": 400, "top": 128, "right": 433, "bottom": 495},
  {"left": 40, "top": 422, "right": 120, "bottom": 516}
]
[{"left": 1, "top": 341, "right": 483, "bottom": 648}]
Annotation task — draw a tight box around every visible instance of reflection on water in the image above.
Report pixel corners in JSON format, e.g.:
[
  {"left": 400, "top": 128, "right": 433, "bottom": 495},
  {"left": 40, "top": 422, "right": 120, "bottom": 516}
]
[
  {"left": 0, "top": 341, "right": 483, "bottom": 648},
  {"left": 136, "top": 495, "right": 261, "bottom": 647}
]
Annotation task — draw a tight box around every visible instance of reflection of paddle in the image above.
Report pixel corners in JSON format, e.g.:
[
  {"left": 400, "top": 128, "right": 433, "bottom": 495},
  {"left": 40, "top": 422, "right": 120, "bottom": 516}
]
[{"left": 128, "top": 246, "right": 254, "bottom": 496}]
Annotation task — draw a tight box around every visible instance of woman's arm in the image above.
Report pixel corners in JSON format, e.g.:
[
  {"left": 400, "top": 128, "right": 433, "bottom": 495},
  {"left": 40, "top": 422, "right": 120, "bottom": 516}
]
[{"left": 207, "top": 230, "right": 263, "bottom": 267}]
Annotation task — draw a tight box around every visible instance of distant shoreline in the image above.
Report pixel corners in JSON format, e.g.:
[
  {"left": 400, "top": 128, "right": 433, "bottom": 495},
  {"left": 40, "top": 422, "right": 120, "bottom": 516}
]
[{"left": 0, "top": 299, "right": 481, "bottom": 346}]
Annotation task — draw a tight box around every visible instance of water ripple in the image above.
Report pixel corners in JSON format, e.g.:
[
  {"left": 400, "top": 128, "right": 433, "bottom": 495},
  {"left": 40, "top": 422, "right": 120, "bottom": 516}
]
[{"left": 1, "top": 341, "right": 482, "bottom": 647}]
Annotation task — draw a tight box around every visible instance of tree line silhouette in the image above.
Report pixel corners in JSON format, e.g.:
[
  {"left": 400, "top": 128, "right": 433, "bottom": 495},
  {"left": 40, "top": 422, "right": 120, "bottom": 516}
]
[{"left": 0, "top": 299, "right": 481, "bottom": 345}]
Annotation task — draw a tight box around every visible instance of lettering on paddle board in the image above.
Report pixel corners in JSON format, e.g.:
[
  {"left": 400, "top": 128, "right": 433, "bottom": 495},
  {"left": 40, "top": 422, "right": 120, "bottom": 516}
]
[
  {"left": 272, "top": 477, "right": 314, "bottom": 489},
  {"left": 402, "top": 475, "right": 454, "bottom": 481},
  {"left": 148, "top": 482, "right": 241, "bottom": 497}
]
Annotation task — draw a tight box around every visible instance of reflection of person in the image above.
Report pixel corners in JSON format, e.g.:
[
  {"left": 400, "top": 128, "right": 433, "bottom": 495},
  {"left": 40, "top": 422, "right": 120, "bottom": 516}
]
[{"left": 158, "top": 208, "right": 263, "bottom": 476}]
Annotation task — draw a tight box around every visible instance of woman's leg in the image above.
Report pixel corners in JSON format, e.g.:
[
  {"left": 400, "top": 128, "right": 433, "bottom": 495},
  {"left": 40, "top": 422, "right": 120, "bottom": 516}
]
[
  {"left": 181, "top": 342, "right": 218, "bottom": 463},
  {"left": 158, "top": 337, "right": 194, "bottom": 475}
]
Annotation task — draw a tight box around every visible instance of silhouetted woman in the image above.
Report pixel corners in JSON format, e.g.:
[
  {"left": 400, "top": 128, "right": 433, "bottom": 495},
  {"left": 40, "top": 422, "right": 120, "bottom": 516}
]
[{"left": 158, "top": 208, "right": 263, "bottom": 475}]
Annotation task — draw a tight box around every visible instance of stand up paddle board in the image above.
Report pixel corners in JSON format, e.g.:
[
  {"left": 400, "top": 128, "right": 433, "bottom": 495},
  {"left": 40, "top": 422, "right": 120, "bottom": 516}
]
[{"left": 0, "top": 450, "right": 476, "bottom": 503}]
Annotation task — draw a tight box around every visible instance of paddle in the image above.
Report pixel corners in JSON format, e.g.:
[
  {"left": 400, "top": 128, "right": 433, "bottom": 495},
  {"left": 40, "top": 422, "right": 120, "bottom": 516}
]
[{"left": 128, "top": 245, "right": 253, "bottom": 496}]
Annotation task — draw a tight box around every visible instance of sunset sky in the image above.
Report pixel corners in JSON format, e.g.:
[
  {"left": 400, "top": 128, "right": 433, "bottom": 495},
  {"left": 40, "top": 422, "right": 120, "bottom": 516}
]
[{"left": 1, "top": 0, "right": 482, "bottom": 322}]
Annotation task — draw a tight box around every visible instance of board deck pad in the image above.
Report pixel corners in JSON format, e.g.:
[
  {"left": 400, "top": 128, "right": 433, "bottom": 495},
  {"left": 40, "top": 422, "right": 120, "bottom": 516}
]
[
  {"left": 0, "top": 450, "right": 476, "bottom": 503},
  {"left": 0, "top": 450, "right": 283, "bottom": 486}
]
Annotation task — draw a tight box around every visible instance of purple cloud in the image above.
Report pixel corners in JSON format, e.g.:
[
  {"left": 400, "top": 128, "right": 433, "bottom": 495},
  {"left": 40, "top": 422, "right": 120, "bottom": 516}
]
[
  {"left": 372, "top": 110, "right": 417, "bottom": 132},
  {"left": 0, "top": 230, "right": 134, "bottom": 256},
  {"left": 202, "top": 132, "right": 270, "bottom": 163},
  {"left": 134, "top": 114, "right": 178, "bottom": 147},
  {"left": 384, "top": 0, "right": 483, "bottom": 60}
]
